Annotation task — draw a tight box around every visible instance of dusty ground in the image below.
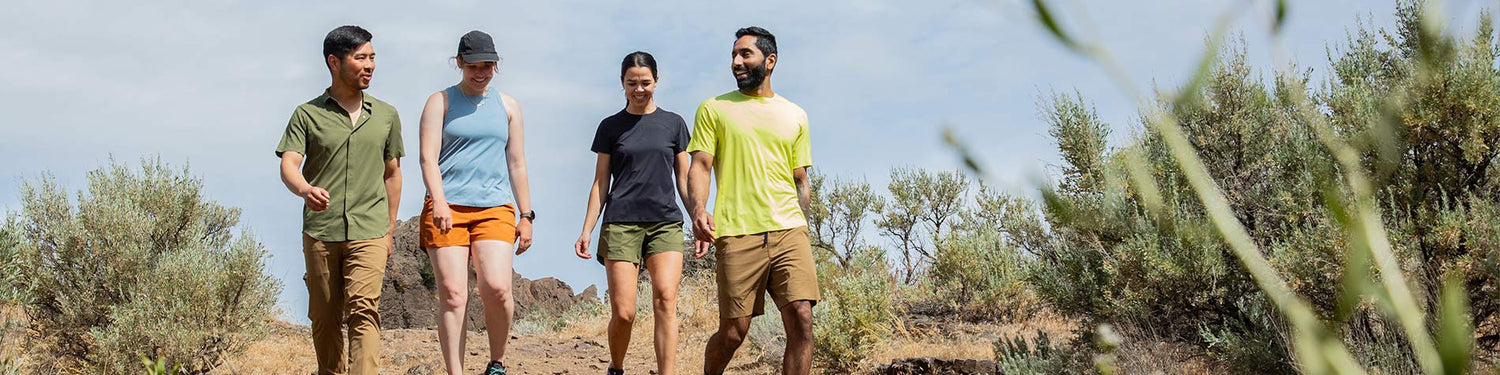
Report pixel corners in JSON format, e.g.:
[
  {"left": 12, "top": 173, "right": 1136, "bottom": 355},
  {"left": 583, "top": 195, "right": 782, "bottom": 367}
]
[
  {"left": 231, "top": 275, "right": 787, "bottom": 374},
  {"left": 227, "top": 311, "right": 1083, "bottom": 374},
  {"left": 231, "top": 317, "right": 793, "bottom": 375},
  {"left": 232, "top": 323, "right": 765, "bottom": 374}
]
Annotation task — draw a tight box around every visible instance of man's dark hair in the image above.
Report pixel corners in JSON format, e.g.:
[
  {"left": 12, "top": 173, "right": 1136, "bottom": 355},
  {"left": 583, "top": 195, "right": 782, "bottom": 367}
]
[
  {"left": 323, "top": 25, "right": 373, "bottom": 61},
  {"left": 735, "top": 26, "right": 777, "bottom": 57},
  {"left": 621, "top": 51, "right": 658, "bottom": 79}
]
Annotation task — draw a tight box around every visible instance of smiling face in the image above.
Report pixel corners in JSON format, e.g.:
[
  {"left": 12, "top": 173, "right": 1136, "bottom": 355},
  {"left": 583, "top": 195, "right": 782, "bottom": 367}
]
[
  {"left": 731, "top": 35, "right": 774, "bottom": 91},
  {"left": 457, "top": 57, "right": 497, "bottom": 92},
  {"left": 622, "top": 66, "right": 657, "bottom": 109},
  {"left": 328, "top": 42, "right": 375, "bottom": 90}
]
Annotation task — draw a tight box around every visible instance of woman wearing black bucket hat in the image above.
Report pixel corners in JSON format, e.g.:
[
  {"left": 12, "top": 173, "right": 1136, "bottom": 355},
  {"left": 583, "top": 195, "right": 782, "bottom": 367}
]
[{"left": 416, "top": 30, "right": 535, "bottom": 375}]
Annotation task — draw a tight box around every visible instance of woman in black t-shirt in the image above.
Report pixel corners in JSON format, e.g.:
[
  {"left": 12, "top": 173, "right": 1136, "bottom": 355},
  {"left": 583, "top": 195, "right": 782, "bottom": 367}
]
[{"left": 573, "top": 51, "right": 701, "bottom": 375}]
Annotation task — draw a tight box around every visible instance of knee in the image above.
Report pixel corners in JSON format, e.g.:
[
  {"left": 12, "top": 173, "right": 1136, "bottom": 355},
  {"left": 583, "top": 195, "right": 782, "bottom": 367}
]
[
  {"left": 611, "top": 309, "right": 637, "bottom": 326},
  {"left": 483, "top": 282, "right": 514, "bottom": 304},
  {"left": 438, "top": 286, "right": 468, "bottom": 311},
  {"left": 718, "top": 321, "right": 752, "bottom": 345},
  {"left": 651, "top": 288, "right": 679, "bottom": 313},
  {"left": 787, "top": 303, "right": 814, "bottom": 336},
  {"left": 346, "top": 296, "right": 381, "bottom": 324},
  {"left": 793, "top": 303, "right": 813, "bottom": 323}
]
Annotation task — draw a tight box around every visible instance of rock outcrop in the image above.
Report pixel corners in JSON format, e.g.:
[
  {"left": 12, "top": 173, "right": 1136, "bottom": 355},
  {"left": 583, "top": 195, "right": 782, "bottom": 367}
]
[{"left": 381, "top": 216, "right": 599, "bottom": 330}]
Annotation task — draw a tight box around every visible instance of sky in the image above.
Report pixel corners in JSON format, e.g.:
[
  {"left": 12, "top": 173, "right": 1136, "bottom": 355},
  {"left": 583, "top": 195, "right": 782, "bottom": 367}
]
[{"left": 1, "top": 0, "right": 1492, "bottom": 323}]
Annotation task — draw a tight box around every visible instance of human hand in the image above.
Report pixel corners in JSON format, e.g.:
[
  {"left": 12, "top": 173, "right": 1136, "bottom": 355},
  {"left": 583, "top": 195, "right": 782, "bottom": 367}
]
[
  {"left": 692, "top": 210, "right": 715, "bottom": 242},
  {"left": 301, "top": 186, "right": 330, "bottom": 211},
  {"left": 694, "top": 238, "right": 712, "bottom": 259},
  {"left": 515, "top": 219, "right": 534, "bottom": 255},
  {"left": 574, "top": 233, "right": 592, "bottom": 259}
]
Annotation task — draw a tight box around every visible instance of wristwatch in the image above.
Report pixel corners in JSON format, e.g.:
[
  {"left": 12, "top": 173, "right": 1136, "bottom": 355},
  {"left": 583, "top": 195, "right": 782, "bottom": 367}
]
[{"left": 519, "top": 210, "right": 536, "bottom": 222}]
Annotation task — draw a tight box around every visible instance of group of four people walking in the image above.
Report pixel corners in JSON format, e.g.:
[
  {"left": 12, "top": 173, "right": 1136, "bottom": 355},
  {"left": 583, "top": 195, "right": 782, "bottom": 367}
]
[{"left": 276, "top": 25, "right": 818, "bottom": 375}]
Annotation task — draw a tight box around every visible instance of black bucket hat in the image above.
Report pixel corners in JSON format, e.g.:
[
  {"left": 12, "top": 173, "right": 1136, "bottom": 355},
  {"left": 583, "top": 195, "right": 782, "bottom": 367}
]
[{"left": 458, "top": 30, "right": 499, "bottom": 62}]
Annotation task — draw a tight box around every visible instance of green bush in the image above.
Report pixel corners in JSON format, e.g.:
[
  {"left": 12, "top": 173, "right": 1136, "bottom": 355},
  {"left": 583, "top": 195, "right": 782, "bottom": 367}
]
[
  {"left": 1013, "top": 3, "right": 1499, "bottom": 372},
  {"left": 0, "top": 225, "right": 25, "bottom": 306},
  {"left": 512, "top": 299, "right": 607, "bottom": 335},
  {"left": 13, "top": 157, "right": 281, "bottom": 373},
  {"left": 813, "top": 245, "right": 897, "bottom": 371},
  {"left": 993, "top": 331, "right": 1089, "bottom": 374},
  {"left": 929, "top": 224, "right": 1030, "bottom": 318}
]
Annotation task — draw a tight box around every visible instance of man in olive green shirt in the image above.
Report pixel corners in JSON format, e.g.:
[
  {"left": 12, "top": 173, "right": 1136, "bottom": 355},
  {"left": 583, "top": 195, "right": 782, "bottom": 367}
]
[{"left": 276, "top": 25, "right": 403, "bottom": 375}]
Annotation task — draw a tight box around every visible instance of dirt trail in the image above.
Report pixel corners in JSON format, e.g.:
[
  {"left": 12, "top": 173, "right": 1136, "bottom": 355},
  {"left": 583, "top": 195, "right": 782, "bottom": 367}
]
[{"left": 232, "top": 322, "right": 776, "bottom": 375}]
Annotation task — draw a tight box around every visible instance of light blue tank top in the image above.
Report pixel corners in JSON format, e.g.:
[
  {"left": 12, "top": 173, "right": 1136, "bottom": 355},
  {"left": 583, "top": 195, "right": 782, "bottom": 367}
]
[{"left": 436, "top": 85, "right": 513, "bottom": 207}]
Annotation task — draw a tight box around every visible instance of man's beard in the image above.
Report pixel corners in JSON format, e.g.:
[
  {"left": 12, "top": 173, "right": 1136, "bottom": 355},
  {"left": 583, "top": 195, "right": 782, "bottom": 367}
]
[{"left": 734, "top": 61, "right": 769, "bottom": 91}]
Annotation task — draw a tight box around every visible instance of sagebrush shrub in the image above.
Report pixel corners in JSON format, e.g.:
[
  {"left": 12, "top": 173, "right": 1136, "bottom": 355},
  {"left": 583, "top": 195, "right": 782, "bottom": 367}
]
[
  {"left": 1019, "top": 3, "right": 1500, "bottom": 371},
  {"left": 14, "top": 157, "right": 280, "bottom": 373},
  {"left": 813, "top": 245, "right": 897, "bottom": 371}
]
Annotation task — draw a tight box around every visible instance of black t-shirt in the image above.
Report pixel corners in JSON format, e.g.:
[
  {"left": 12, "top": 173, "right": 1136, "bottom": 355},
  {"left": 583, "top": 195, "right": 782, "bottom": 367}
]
[{"left": 591, "top": 109, "right": 691, "bottom": 223}]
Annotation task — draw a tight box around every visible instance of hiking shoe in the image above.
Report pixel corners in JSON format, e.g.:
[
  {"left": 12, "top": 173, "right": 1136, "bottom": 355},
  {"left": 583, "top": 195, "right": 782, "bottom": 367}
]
[
  {"left": 606, "top": 368, "right": 624, "bottom": 375},
  {"left": 482, "top": 360, "right": 507, "bottom": 375}
]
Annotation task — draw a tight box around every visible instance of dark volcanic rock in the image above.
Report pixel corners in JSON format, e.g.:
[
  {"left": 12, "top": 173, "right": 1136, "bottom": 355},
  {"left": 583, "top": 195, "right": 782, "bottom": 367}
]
[
  {"left": 381, "top": 216, "right": 600, "bottom": 330},
  {"left": 877, "top": 357, "right": 998, "bottom": 374},
  {"left": 405, "top": 360, "right": 441, "bottom": 375}
]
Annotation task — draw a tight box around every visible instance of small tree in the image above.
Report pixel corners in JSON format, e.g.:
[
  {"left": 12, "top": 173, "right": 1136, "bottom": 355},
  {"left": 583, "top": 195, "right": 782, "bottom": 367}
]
[
  {"left": 807, "top": 172, "right": 884, "bottom": 269},
  {"left": 876, "top": 167, "right": 969, "bottom": 283},
  {"left": 14, "top": 157, "right": 281, "bottom": 374}
]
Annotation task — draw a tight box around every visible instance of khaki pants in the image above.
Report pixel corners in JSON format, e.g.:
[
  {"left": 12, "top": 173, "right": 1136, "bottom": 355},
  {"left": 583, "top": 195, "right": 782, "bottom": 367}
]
[{"left": 303, "top": 234, "right": 390, "bottom": 375}]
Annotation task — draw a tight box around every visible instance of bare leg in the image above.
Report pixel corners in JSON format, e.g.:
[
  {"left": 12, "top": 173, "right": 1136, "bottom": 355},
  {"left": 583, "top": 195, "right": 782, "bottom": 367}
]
[
  {"left": 471, "top": 240, "right": 516, "bottom": 364},
  {"left": 428, "top": 246, "right": 472, "bottom": 375},
  {"left": 645, "top": 252, "right": 683, "bottom": 375},
  {"left": 780, "top": 300, "right": 814, "bottom": 375},
  {"left": 702, "top": 317, "right": 752, "bottom": 375},
  {"left": 605, "top": 260, "right": 640, "bottom": 370}
]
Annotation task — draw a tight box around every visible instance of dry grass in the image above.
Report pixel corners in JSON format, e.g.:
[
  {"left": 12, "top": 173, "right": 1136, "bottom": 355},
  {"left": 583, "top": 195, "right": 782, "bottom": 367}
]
[
  {"left": 1110, "top": 337, "right": 1220, "bottom": 375},
  {"left": 868, "top": 309, "right": 1077, "bottom": 366},
  {"left": 863, "top": 308, "right": 1229, "bottom": 374},
  {"left": 0, "top": 304, "right": 33, "bottom": 373},
  {"left": 561, "top": 273, "right": 780, "bottom": 374}
]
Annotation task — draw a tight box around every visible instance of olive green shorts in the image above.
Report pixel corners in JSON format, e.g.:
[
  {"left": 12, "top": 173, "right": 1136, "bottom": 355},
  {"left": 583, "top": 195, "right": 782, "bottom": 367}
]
[{"left": 598, "top": 221, "right": 686, "bottom": 266}]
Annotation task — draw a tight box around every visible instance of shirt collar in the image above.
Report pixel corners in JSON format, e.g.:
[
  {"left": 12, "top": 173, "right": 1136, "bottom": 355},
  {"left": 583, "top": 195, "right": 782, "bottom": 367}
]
[{"left": 320, "top": 88, "right": 374, "bottom": 112}]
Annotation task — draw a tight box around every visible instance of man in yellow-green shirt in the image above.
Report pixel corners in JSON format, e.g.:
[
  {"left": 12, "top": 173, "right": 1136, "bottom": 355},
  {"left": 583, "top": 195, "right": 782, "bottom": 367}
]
[{"left": 688, "top": 26, "right": 818, "bottom": 375}]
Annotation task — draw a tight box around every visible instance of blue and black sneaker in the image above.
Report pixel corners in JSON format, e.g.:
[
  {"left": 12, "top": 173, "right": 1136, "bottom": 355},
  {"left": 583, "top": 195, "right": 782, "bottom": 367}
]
[
  {"left": 606, "top": 367, "right": 624, "bottom": 375},
  {"left": 482, "top": 360, "right": 507, "bottom": 375}
]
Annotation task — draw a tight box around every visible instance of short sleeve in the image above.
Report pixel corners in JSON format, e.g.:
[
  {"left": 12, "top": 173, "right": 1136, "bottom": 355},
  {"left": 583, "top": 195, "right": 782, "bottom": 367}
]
[
  {"left": 590, "top": 118, "right": 614, "bottom": 154},
  {"left": 792, "top": 114, "right": 811, "bottom": 168},
  {"left": 275, "top": 108, "right": 309, "bottom": 157},
  {"left": 686, "top": 100, "right": 717, "bottom": 155},
  {"left": 384, "top": 109, "right": 405, "bottom": 160},
  {"left": 673, "top": 114, "right": 690, "bottom": 154}
]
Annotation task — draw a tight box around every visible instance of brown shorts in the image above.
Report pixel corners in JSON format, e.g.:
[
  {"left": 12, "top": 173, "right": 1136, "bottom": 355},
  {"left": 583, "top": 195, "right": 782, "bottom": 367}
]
[
  {"left": 419, "top": 197, "right": 517, "bottom": 248},
  {"left": 714, "top": 226, "right": 821, "bottom": 319}
]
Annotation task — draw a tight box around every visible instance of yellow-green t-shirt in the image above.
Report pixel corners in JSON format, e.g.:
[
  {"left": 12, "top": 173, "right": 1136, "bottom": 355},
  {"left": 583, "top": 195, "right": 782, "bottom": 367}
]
[{"left": 687, "top": 90, "right": 812, "bottom": 238}]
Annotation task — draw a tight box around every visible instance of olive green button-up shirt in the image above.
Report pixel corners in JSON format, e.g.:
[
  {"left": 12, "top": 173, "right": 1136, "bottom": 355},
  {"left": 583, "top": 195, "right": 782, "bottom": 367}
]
[{"left": 276, "top": 90, "right": 404, "bottom": 242}]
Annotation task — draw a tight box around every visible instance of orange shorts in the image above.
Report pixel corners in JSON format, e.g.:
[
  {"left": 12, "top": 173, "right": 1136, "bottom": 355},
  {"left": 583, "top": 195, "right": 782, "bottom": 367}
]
[{"left": 419, "top": 197, "right": 517, "bottom": 248}]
